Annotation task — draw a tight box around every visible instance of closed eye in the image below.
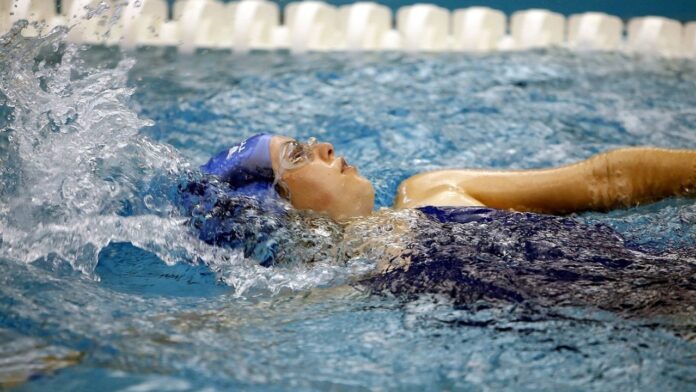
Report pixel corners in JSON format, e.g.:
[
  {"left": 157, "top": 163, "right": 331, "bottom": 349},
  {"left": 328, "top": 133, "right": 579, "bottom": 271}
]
[
  {"left": 283, "top": 141, "right": 311, "bottom": 166},
  {"left": 288, "top": 144, "right": 305, "bottom": 162}
]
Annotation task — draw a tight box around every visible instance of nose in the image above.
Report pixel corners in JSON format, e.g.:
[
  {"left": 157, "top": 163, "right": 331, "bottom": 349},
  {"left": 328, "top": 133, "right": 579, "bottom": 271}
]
[{"left": 314, "top": 142, "right": 334, "bottom": 162}]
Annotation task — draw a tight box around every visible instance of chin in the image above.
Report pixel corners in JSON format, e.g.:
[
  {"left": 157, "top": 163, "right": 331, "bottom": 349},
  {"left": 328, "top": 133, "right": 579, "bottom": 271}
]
[
  {"left": 354, "top": 188, "right": 375, "bottom": 216},
  {"left": 333, "top": 191, "right": 374, "bottom": 219}
]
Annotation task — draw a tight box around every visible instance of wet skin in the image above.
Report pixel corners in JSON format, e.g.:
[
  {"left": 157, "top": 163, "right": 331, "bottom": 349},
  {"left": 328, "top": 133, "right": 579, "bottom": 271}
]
[
  {"left": 396, "top": 147, "right": 696, "bottom": 214},
  {"left": 268, "top": 135, "right": 696, "bottom": 219},
  {"left": 269, "top": 136, "right": 375, "bottom": 221}
]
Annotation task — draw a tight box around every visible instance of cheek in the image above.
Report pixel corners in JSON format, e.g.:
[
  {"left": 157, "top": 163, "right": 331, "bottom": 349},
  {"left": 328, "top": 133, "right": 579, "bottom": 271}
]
[
  {"left": 346, "top": 175, "right": 373, "bottom": 198},
  {"left": 283, "top": 170, "right": 337, "bottom": 208}
]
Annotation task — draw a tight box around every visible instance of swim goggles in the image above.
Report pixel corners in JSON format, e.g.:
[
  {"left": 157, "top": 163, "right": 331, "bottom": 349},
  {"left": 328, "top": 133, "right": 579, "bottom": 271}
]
[{"left": 278, "top": 137, "right": 317, "bottom": 171}]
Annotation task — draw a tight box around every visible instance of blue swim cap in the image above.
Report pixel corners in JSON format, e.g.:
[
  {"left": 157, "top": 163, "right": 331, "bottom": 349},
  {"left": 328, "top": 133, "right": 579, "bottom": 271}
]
[{"left": 200, "top": 133, "right": 275, "bottom": 189}]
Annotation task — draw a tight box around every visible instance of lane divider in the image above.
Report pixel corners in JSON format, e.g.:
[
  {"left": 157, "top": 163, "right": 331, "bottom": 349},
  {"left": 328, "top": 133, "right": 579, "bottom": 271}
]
[
  {"left": 628, "top": 16, "right": 684, "bottom": 57},
  {"left": 1, "top": 0, "right": 694, "bottom": 57},
  {"left": 452, "top": 7, "right": 505, "bottom": 52},
  {"left": 568, "top": 13, "right": 623, "bottom": 51}
]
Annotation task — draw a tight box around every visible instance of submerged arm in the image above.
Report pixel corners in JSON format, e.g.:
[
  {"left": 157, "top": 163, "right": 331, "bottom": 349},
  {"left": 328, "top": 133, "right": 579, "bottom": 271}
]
[{"left": 396, "top": 148, "right": 696, "bottom": 214}]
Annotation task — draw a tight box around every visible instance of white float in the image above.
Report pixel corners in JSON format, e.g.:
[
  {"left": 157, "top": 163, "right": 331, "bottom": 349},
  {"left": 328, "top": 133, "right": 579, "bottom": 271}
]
[
  {"left": 5, "top": 0, "right": 33, "bottom": 24},
  {"left": 396, "top": 4, "right": 449, "bottom": 51},
  {"left": 120, "top": 0, "right": 169, "bottom": 49},
  {"left": 338, "top": 2, "right": 391, "bottom": 51},
  {"left": 8, "top": 0, "right": 56, "bottom": 22},
  {"left": 1, "top": 0, "right": 25, "bottom": 34},
  {"left": 285, "top": 1, "right": 341, "bottom": 52},
  {"left": 568, "top": 12, "right": 623, "bottom": 50},
  {"left": 685, "top": 22, "right": 696, "bottom": 57},
  {"left": 496, "top": 35, "right": 516, "bottom": 51},
  {"left": 227, "top": 0, "right": 279, "bottom": 51},
  {"left": 174, "top": 0, "right": 231, "bottom": 52},
  {"left": 452, "top": 7, "right": 505, "bottom": 52},
  {"left": 6, "top": 1, "right": 696, "bottom": 57},
  {"left": 61, "top": 0, "right": 77, "bottom": 18},
  {"left": 628, "top": 16, "right": 683, "bottom": 57},
  {"left": 61, "top": 0, "right": 94, "bottom": 24},
  {"left": 2, "top": 0, "right": 62, "bottom": 36},
  {"left": 270, "top": 25, "right": 290, "bottom": 49},
  {"left": 0, "top": 1, "right": 10, "bottom": 34},
  {"left": 158, "top": 21, "right": 180, "bottom": 46},
  {"left": 379, "top": 29, "right": 402, "bottom": 50},
  {"left": 63, "top": 0, "right": 121, "bottom": 44},
  {"left": 509, "top": 9, "right": 565, "bottom": 49}
]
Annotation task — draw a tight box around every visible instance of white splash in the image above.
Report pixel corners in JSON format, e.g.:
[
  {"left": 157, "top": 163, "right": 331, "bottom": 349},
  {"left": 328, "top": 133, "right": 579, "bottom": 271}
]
[{"left": 0, "top": 22, "right": 372, "bottom": 295}]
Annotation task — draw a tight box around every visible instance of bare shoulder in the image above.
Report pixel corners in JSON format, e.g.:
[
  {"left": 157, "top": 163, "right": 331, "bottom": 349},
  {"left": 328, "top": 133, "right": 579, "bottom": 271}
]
[{"left": 394, "top": 169, "right": 486, "bottom": 209}]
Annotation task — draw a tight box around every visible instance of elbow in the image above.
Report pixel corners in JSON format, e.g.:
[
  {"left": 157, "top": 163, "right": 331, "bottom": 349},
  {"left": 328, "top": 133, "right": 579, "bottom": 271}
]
[{"left": 585, "top": 152, "right": 634, "bottom": 210}]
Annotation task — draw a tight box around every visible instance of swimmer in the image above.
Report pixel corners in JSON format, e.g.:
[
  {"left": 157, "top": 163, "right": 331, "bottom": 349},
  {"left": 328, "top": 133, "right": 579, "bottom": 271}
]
[
  {"left": 200, "top": 133, "right": 696, "bottom": 220},
  {"left": 190, "top": 134, "right": 696, "bottom": 317}
]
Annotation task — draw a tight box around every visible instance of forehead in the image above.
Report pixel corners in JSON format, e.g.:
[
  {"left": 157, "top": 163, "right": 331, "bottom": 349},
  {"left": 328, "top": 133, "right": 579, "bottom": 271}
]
[{"left": 276, "top": 136, "right": 295, "bottom": 144}]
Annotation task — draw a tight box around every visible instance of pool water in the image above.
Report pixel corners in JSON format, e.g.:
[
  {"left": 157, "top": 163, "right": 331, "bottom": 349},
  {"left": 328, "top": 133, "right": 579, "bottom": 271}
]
[{"left": 1, "top": 25, "right": 695, "bottom": 390}]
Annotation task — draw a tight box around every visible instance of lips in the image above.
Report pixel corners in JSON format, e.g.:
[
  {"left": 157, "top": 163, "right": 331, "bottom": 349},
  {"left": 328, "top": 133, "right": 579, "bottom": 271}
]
[{"left": 340, "top": 157, "right": 354, "bottom": 173}]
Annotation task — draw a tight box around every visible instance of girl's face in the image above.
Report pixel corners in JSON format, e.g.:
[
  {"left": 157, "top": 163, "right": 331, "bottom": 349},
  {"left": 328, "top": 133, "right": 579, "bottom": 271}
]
[{"left": 270, "top": 136, "right": 375, "bottom": 221}]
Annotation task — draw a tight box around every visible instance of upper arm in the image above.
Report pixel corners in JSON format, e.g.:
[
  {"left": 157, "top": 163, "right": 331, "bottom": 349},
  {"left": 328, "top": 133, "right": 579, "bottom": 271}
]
[
  {"left": 396, "top": 162, "right": 602, "bottom": 213},
  {"left": 395, "top": 171, "right": 486, "bottom": 209},
  {"left": 462, "top": 165, "right": 599, "bottom": 213}
]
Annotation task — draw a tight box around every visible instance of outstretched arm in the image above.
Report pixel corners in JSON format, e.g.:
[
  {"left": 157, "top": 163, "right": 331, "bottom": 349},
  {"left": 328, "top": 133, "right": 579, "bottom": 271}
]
[{"left": 395, "top": 148, "right": 696, "bottom": 214}]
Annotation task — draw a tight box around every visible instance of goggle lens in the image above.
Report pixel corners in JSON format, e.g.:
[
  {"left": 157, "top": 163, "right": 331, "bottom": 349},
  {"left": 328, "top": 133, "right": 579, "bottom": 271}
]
[{"left": 280, "top": 137, "right": 316, "bottom": 170}]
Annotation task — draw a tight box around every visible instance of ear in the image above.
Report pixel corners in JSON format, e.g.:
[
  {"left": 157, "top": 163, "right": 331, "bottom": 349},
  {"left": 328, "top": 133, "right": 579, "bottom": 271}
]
[{"left": 274, "top": 181, "right": 290, "bottom": 199}]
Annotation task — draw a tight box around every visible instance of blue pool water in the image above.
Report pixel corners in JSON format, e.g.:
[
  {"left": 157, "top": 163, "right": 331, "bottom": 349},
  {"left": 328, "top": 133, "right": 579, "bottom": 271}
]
[{"left": 0, "top": 25, "right": 695, "bottom": 390}]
